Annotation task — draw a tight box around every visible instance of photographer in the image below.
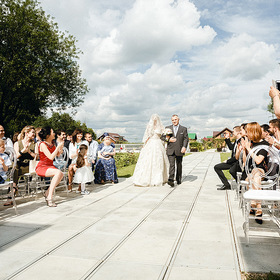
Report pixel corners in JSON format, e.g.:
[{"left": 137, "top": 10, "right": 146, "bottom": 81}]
[{"left": 269, "top": 86, "right": 280, "bottom": 118}]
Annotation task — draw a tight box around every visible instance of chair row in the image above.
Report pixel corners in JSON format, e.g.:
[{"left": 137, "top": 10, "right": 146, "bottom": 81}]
[
  {"left": 232, "top": 145, "right": 280, "bottom": 243},
  {"left": 0, "top": 147, "right": 69, "bottom": 214}
]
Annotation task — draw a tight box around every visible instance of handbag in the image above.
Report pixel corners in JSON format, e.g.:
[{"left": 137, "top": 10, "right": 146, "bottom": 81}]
[{"left": 29, "top": 159, "right": 39, "bottom": 174}]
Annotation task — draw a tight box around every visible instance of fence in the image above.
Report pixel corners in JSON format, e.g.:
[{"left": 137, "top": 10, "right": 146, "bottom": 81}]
[{"left": 115, "top": 144, "right": 143, "bottom": 153}]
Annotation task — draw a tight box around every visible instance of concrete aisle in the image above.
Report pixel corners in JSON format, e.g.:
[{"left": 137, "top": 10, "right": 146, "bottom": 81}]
[{"left": 0, "top": 151, "right": 278, "bottom": 280}]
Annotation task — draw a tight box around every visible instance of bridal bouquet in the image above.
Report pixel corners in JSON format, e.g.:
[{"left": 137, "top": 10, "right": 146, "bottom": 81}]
[{"left": 164, "top": 128, "right": 173, "bottom": 136}]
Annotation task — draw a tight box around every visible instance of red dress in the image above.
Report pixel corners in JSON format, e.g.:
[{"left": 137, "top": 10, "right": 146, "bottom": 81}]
[{"left": 36, "top": 142, "right": 57, "bottom": 177}]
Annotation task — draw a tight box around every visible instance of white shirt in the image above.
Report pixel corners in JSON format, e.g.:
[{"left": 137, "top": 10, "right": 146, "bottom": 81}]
[
  {"left": 2, "top": 137, "right": 13, "bottom": 151},
  {"left": 173, "top": 125, "right": 179, "bottom": 137},
  {"left": 69, "top": 140, "right": 88, "bottom": 164},
  {"left": 89, "top": 140, "right": 98, "bottom": 162}
]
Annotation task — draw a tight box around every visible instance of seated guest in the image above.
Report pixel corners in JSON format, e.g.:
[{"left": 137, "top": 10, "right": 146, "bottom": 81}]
[
  {"left": 55, "top": 130, "right": 70, "bottom": 150},
  {"left": 0, "top": 125, "right": 13, "bottom": 150},
  {"left": 215, "top": 126, "right": 241, "bottom": 190},
  {"left": 4, "top": 126, "right": 37, "bottom": 206},
  {"left": 264, "top": 119, "right": 280, "bottom": 187},
  {"left": 34, "top": 127, "right": 42, "bottom": 143},
  {"left": 13, "top": 126, "right": 37, "bottom": 187},
  {"left": 54, "top": 130, "right": 71, "bottom": 169},
  {"left": 73, "top": 144, "right": 93, "bottom": 195},
  {"left": 261, "top": 124, "right": 271, "bottom": 141},
  {"left": 84, "top": 132, "right": 98, "bottom": 171},
  {"left": 236, "top": 122, "right": 269, "bottom": 224},
  {"left": 94, "top": 134, "right": 118, "bottom": 184},
  {"left": 12, "top": 132, "right": 20, "bottom": 144},
  {"left": 0, "top": 139, "right": 12, "bottom": 184},
  {"left": 67, "top": 128, "right": 88, "bottom": 192},
  {"left": 36, "top": 127, "right": 64, "bottom": 207}
]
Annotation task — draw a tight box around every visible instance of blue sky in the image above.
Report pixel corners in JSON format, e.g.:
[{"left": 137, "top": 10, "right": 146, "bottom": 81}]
[{"left": 40, "top": 0, "right": 280, "bottom": 141}]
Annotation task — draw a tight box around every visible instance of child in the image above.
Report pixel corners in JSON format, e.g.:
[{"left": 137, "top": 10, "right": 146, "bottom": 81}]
[
  {"left": 0, "top": 139, "right": 11, "bottom": 184},
  {"left": 73, "top": 144, "right": 93, "bottom": 195}
]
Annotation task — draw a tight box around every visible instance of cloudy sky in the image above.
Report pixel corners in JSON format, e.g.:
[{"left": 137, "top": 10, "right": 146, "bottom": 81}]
[{"left": 40, "top": 0, "right": 280, "bottom": 141}]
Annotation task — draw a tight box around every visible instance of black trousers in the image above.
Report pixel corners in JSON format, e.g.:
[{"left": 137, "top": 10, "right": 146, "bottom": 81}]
[
  {"left": 229, "top": 161, "right": 240, "bottom": 181},
  {"left": 168, "top": 154, "right": 183, "bottom": 182},
  {"left": 214, "top": 162, "right": 233, "bottom": 188}
]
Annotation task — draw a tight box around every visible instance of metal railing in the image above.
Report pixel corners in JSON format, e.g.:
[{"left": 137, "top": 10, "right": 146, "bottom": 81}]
[{"left": 115, "top": 144, "right": 143, "bottom": 153}]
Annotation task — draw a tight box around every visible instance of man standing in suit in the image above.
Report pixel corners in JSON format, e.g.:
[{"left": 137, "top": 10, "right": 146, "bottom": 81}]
[{"left": 163, "top": 115, "right": 189, "bottom": 187}]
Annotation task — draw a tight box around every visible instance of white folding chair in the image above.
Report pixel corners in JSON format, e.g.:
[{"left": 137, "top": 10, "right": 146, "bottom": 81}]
[
  {"left": 54, "top": 146, "right": 69, "bottom": 193},
  {"left": 242, "top": 145, "right": 280, "bottom": 242}
]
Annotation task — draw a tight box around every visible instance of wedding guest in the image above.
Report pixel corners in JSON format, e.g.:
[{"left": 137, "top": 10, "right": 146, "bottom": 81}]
[
  {"left": 36, "top": 127, "right": 64, "bottom": 207},
  {"left": 67, "top": 128, "right": 88, "bottom": 192},
  {"left": 34, "top": 127, "right": 42, "bottom": 143},
  {"left": 85, "top": 132, "right": 98, "bottom": 171},
  {"left": 73, "top": 144, "right": 93, "bottom": 195},
  {"left": 236, "top": 122, "right": 269, "bottom": 224},
  {"left": 215, "top": 126, "right": 241, "bottom": 190},
  {"left": 55, "top": 130, "right": 70, "bottom": 150},
  {"left": 269, "top": 86, "right": 280, "bottom": 118},
  {"left": 4, "top": 126, "right": 37, "bottom": 206},
  {"left": 94, "top": 134, "right": 118, "bottom": 184},
  {"left": 0, "top": 125, "right": 13, "bottom": 150},
  {"left": 0, "top": 139, "right": 11, "bottom": 184},
  {"left": 12, "top": 132, "right": 20, "bottom": 144}
]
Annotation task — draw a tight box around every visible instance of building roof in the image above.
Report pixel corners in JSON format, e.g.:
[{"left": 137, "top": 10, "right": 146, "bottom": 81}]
[
  {"left": 213, "top": 128, "right": 233, "bottom": 138},
  {"left": 188, "top": 133, "right": 197, "bottom": 140},
  {"left": 98, "top": 132, "right": 128, "bottom": 142}
]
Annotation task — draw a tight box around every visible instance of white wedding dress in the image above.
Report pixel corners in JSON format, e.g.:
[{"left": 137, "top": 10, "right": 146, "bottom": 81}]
[{"left": 133, "top": 115, "right": 169, "bottom": 187}]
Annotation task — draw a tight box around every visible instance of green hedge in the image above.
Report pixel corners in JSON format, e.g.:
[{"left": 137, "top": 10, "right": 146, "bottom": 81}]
[
  {"left": 115, "top": 153, "right": 140, "bottom": 169},
  {"left": 189, "top": 142, "right": 204, "bottom": 152}
]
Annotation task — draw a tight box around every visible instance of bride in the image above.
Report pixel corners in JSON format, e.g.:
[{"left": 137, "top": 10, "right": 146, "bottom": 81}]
[{"left": 133, "top": 114, "right": 169, "bottom": 187}]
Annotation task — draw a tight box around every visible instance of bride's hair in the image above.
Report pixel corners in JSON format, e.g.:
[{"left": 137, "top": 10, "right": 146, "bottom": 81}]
[{"left": 142, "top": 114, "right": 165, "bottom": 143}]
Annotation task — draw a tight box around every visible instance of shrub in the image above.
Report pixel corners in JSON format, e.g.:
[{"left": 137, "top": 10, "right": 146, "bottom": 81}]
[{"left": 115, "top": 153, "right": 140, "bottom": 169}]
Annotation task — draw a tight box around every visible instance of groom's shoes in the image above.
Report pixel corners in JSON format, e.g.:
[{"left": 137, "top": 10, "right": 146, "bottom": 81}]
[
  {"left": 217, "top": 185, "right": 231, "bottom": 190},
  {"left": 168, "top": 180, "right": 174, "bottom": 187}
]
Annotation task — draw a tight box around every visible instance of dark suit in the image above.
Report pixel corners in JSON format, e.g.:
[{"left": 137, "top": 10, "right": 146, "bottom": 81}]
[
  {"left": 214, "top": 138, "right": 240, "bottom": 187},
  {"left": 164, "top": 124, "right": 189, "bottom": 183}
]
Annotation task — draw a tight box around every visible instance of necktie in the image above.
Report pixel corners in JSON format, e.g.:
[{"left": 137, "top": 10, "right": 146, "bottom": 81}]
[{"left": 174, "top": 126, "right": 178, "bottom": 136}]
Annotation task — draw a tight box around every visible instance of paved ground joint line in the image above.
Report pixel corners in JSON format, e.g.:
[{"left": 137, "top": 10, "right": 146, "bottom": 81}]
[
  {"left": 5, "top": 185, "right": 150, "bottom": 280},
  {"left": 159, "top": 153, "right": 216, "bottom": 280}
]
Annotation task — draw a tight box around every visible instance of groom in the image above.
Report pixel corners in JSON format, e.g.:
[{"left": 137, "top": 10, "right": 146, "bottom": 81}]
[{"left": 163, "top": 115, "right": 189, "bottom": 187}]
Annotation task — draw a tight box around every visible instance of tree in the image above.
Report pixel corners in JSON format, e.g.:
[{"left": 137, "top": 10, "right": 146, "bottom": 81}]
[
  {"left": 0, "top": 0, "right": 89, "bottom": 136},
  {"left": 32, "top": 112, "right": 97, "bottom": 139}
]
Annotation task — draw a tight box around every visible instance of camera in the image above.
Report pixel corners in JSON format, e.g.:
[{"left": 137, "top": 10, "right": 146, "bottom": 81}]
[{"left": 272, "top": 79, "right": 280, "bottom": 90}]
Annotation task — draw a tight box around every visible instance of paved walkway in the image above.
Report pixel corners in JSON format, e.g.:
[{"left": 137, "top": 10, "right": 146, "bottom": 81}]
[{"left": 0, "top": 151, "right": 279, "bottom": 280}]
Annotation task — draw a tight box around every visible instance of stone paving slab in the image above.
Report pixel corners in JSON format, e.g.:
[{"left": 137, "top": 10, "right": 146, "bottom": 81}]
[{"left": 0, "top": 151, "right": 279, "bottom": 280}]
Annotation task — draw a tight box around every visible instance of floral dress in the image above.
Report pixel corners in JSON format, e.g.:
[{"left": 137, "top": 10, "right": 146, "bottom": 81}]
[{"left": 94, "top": 143, "right": 118, "bottom": 184}]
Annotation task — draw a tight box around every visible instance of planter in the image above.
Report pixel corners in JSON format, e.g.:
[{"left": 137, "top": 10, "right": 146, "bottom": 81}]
[
  {"left": 190, "top": 148, "right": 198, "bottom": 152},
  {"left": 216, "top": 148, "right": 222, "bottom": 152}
]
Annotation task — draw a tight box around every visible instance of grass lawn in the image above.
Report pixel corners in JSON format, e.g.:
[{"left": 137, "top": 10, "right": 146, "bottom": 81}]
[
  {"left": 117, "top": 164, "right": 136, "bottom": 178},
  {"left": 117, "top": 153, "right": 191, "bottom": 178},
  {"left": 220, "top": 152, "right": 231, "bottom": 180}
]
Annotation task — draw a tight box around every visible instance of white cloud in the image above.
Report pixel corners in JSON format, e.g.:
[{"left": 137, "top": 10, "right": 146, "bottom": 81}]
[
  {"left": 39, "top": 0, "right": 280, "bottom": 141},
  {"left": 89, "top": 0, "right": 216, "bottom": 68},
  {"left": 216, "top": 34, "right": 276, "bottom": 81}
]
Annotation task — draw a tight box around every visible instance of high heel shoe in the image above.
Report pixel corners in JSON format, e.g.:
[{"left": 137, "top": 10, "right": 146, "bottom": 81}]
[
  {"left": 255, "top": 212, "right": 263, "bottom": 224},
  {"left": 42, "top": 191, "right": 48, "bottom": 201},
  {"left": 13, "top": 187, "right": 19, "bottom": 197},
  {"left": 46, "top": 198, "right": 57, "bottom": 207},
  {"left": 67, "top": 184, "right": 72, "bottom": 192}
]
